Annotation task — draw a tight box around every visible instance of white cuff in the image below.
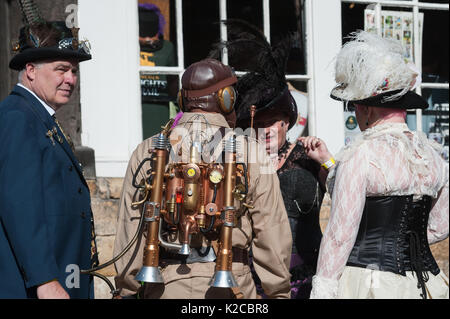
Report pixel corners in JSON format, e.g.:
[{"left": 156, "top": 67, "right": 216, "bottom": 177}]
[{"left": 309, "top": 275, "right": 339, "bottom": 299}]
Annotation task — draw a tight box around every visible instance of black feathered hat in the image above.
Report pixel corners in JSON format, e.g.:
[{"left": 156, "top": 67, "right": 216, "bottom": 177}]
[
  {"left": 209, "top": 19, "right": 298, "bottom": 129},
  {"left": 9, "top": 0, "right": 91, "bottom": 71}
]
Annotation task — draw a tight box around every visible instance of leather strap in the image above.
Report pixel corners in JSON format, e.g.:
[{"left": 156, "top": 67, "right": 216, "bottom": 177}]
[
  {"left": 231, "top": 247, "right": 249, "bottom": 265},
  {"left": 182, "top": 76, "right": 237, "bottom": 98}
]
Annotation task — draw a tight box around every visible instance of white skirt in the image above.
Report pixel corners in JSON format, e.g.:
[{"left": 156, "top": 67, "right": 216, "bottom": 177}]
[{"left": 338, "top": 266, "right": 449, "bottom": 299}]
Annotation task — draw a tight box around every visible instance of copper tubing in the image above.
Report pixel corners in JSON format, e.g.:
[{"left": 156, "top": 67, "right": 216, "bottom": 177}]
[
  {"left": 249, "top": 105, "right": 257, "bottom": 139},
  {"left": 215, "top": 151, "right": 236, "bottom": 272},
  {"left": 181, "top": 216, "right": 194, "bottom": 245},
  {"left": 141, "top": 148, "right": 167, "bottom": 268}
]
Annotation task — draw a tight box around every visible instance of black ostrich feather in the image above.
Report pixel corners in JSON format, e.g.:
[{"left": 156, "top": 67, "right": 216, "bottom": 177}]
[{"left": 209, "top": 19, "right": 294, "bottom": 122}]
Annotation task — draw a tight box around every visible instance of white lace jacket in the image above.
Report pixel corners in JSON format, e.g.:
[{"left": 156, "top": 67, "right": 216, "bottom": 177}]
[{"left": 310, "top": 122, "right": 449, "bottom": 299}]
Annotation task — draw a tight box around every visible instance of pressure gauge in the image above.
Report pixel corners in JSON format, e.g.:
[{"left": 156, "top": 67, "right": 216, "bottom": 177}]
[
  {"left": 209, "top": 169, "right": 223, "bottom": 184},
  {"left": 182, "top": 163, "right": 200, "bottom": 181}
]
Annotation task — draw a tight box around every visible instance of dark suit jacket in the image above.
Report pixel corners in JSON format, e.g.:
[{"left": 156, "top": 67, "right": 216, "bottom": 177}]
[{"left": 0, "top": 85, "right": 94, "bottom": 298}]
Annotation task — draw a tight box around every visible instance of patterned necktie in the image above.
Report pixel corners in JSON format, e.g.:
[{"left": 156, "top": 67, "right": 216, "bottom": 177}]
[{"left": 53, "top": 115, "right": 75, "bottom": 152}]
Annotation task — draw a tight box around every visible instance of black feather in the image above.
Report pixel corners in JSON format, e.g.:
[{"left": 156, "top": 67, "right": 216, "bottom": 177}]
[{"left": 209, "top": 19, "right": 294, "bottom": 123}]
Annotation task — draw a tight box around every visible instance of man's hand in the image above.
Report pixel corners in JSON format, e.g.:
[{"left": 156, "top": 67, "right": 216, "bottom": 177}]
[
  {"left": 36, "top": 280, "right": 70, "bottom": 299},
  {"left": 297, "top": 136, "right": 332, "bottom": 165}
]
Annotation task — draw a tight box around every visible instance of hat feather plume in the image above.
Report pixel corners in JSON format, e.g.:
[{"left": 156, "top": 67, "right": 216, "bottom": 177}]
[
  {"left": 18, "top": 0, "right": 44, "bottom": 26},
  {"left": 209, "top": 19, "right": 294, "bottom": 114},
  {"left": 334, "top": 31, "right": 417, "bottom": 102},
  {"left": 17, "top": 0, "right": 62, "bottom": 48}
]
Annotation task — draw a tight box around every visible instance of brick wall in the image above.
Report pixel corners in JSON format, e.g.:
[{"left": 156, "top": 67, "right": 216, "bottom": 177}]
[{"left": 89, "top": 178, "right": 449, "bottom": 299}]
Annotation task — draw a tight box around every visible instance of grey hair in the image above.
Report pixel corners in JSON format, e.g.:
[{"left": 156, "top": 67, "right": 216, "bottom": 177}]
[{"left": 18, "top": 62, "right": 44, "bottom": 84}]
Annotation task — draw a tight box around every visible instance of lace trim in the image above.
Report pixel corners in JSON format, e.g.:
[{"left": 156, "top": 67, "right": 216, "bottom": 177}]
[
  {"left": 310, "top": 275, "right": 339, "bottom": 299},
  {"left": 326, "top": 122, "right": 445, "bottom": 197}
]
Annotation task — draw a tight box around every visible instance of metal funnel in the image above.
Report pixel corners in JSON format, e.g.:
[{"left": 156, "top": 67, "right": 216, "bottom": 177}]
[
  {"left": 178, "top": 243, "right": 191, "bottom": 256},
  {"left": 135, "top": 266, "right": 164, "bottom": 283},
  {"left": 208, "top": 270, "right": 238, "bottom": 288}
]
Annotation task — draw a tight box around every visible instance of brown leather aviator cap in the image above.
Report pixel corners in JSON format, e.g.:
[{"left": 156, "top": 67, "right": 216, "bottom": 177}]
[{"left": 180, "top": 58, "right": 237, "bottom": 114}]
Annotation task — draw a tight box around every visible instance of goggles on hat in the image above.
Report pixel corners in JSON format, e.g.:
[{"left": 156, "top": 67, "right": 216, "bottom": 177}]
[{"left": 58, "top": 37, "right": 91, "bottom": 55}]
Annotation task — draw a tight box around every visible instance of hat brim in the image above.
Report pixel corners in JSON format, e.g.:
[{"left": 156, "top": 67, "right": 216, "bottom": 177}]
[
  {"left": 9, "top": 47, "right": 92, "bottom": 70},
  {"left": 330, "top": 89, "right": 428, "bottom": 110}
]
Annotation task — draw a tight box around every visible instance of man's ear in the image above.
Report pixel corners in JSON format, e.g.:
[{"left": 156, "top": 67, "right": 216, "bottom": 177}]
[{"left": 25, "top": 63, "right": 37, "bottom": 81}]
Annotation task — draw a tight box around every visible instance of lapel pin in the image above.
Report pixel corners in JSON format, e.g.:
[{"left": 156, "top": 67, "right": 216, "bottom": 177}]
[{"left": 46, "top": 130, "right": 55, "bottom": 146}]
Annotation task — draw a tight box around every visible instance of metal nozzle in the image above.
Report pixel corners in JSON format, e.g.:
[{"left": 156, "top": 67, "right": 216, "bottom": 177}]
[
  {"left": 135, "top": 266, "right": 164, "bottom": 283},
  {"left": 208, "top": 270, "right": 238, "bottom": 288},
  {"left": 152, "top": 133, "right": 170, "bottom": 150},
  {"left": 178, "top": 243, "right": 191, "bottom": 256}
]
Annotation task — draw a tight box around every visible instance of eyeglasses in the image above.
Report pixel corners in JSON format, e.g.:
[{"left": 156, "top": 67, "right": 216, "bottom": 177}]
[{"left": 58, "top": 37, "right": 91, "bottom": 55}]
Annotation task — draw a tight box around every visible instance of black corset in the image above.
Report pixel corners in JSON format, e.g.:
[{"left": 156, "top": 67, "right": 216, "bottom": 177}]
[{"left": 347, "top": 195, "right": 440, "bottom": 299}]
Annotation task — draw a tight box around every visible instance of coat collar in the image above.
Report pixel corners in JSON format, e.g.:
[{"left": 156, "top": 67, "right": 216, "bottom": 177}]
[
  {"left": 16, "top": 83, "right": 56, "bottom": 117},
  {"left": 12, "top": 85, "right": 55, "bottom": 130}
]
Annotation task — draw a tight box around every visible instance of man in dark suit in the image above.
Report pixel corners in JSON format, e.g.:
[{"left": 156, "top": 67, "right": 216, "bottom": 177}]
[{"left": 0, "top": 10, "right": 95, "bottom": 298}]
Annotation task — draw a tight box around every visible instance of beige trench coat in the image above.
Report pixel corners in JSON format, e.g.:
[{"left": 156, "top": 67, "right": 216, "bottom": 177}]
[{"left": 113, "top": 112, "right": 292, "bottom": 299}]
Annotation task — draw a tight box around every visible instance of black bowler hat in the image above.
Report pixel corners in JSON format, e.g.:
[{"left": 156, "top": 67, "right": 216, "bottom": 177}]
[
  {"left": 330, "top": 30, "right": 428, "bottom": 110},
  {"left": 9, "top": 21, "right": 91, "bottom": 71}
]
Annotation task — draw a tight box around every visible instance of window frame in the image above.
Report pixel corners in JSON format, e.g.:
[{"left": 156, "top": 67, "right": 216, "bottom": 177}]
[{"left": 137, "top": 0, "right": 317, "bottom": 135}]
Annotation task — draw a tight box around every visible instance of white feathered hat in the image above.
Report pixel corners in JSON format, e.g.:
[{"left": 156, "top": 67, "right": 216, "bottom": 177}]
[{"left": 330, "top": 30, "right": 428, "bottom": 109}]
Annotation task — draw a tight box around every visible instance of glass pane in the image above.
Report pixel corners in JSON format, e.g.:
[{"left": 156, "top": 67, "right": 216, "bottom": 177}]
[
  {"left": 270, "top": 0, "right": 307, "bottom": 75},
  {"left": 183, "top": 0, "right": 219, "bottom": 67},
  {"left": 224, "top": 0, "right": 263, "bottom": 72},
  {"left": 341, "top": 2, "right": 366, "bottom": 41},
  {"left": 227, "top": 0, "right": 263, "bottom": 29},
  {"left": 287, "top": 80, "right": 309, "bottom": 139},
  {"left": 421, "top": 8, "right": 449, "bottom": 82},
  {"left": 141, "top": 73, "right": 181, "bottom": 139},
  {"left": 138, "top": 0, "right": 178, "bottom": 67},
  {"left": 406, "top": 88, "right": 449, "bottom": 160},
  {"left": 341, "top": 3, "right": 414, "bottom": 42}
]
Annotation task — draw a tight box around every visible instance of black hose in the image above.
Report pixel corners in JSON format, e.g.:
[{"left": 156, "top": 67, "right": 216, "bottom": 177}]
[
  {"left": 211, "top": 184, "right": 218, "bottom": 203},
  {"left": 81, "top": 207, "right": 145, "bottom": 274},
  {"left": 132, "top": 157, "right": 153, "bottom": 188},
  {"left": 90, "top": 271, "right": 120, "bottom": 299},
  {"left": 200, "top": 215, "right": 215, "bottom": 234},
  {"left": 237, "top": 162, "right": 249, "bottom": 196},
  {"left": 80, "top": 196, "right": 146, "bottom": 299}
]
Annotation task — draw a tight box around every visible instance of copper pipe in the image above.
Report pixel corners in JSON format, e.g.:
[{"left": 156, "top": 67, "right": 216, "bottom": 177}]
[
  {"left": 215, "top": 150, "right": 236, "bottom": 272},
  {"left": 249, "top": 105, "right": 257, "bottom": 139},
  {"left": 181, "top": 216, "right": 194, "bottom": 245},
  {"left": 141, "top": 147, "right": 167, "bottom": 269}
]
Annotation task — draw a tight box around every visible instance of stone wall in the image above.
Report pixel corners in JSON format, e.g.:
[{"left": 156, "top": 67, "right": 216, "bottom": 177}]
[
  {"left": 89, "top": 178, "right": 449, "bottom": 299},
  {"left": 87, "top": 178, "right": 121, "bottom": 299}
]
